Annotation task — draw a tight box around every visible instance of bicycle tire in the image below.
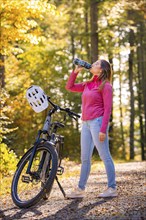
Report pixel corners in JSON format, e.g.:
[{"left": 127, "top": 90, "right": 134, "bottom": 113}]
[{"left": 11, "top": 142, "right": 58, "bottom": 208}]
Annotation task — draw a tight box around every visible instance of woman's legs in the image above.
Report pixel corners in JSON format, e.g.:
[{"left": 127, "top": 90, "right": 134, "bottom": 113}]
[
  {"left": 67, "top": 117, "right": 116, "bottom": 198},
  {"left": 78, "top": 122, "right": 94, "bottom": 190},
  {"left": 90, "top": 117, "right": 116, "bottom": 189}
]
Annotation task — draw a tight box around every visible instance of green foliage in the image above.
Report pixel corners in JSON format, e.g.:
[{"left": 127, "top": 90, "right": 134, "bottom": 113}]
[
  {"left": 0, "top": 0, "right": 145, "bottom": 160},
  {"left": 0, "top": 89, "right": 18, "bottom": 138},
  {"left": 0, "top": 90, "right": 19, "bottom": 178},
  {"left": 0, "top": 142, "right": 18, "bottom": 177},
  {"left": 1, "top": 0, "right": 56, "bottom": 55}
]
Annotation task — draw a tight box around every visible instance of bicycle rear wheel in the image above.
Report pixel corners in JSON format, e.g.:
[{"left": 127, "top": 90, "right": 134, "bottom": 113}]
[{"left": 11, "top": 142, "right": 58, "bottom": 208}]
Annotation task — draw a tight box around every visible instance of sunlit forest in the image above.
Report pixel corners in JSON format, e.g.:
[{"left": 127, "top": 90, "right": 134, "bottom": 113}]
[{"left": 0, "top": 0, "right": 146, "bottom": 177}]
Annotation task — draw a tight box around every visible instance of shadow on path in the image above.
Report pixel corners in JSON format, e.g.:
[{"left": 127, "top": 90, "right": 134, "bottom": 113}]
[
  {"left": 40, "top": 197, "right": 114, "bottom": 220},
  {"left": 0, "top": 200, "right": 46, "bottom": 220},
  {"left": 0, "top": 197, "right": 114, "bottom": 220}
]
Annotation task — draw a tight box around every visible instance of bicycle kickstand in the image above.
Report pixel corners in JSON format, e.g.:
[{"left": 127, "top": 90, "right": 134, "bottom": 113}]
[{"left": 55, "top": 176, "right": 66, "bottom": 198}]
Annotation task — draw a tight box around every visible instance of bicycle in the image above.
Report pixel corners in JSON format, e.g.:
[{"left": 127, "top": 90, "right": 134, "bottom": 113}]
[{"left": 11, "top": 85, "right": 80, "bottom": 208}]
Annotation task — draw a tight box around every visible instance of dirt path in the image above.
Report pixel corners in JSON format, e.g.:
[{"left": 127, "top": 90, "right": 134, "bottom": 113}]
[{"left": 0, "top": 161, "right": 145, "bottom": 220}]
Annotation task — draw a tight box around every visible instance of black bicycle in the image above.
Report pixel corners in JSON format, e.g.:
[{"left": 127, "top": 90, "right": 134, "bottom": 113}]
[{"left": 11, "top": 87, "right": 80, "bottom": 208}]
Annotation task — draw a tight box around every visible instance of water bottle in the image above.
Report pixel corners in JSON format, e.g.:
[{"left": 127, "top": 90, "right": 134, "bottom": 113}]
[{"left": 73, "top": 58, "right": 92, "bottom": 69}]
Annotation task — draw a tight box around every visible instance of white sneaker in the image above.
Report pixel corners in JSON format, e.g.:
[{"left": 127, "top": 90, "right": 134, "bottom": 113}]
[
  {"left": 98, "top": 187, "right": 118, "bottom": 198},
  {"left": 66, "top": 187, "right": 85, "bottom": 199}
]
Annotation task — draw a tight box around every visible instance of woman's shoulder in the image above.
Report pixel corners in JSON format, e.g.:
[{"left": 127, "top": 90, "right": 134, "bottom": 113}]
[
  {"left": 102, "top": 81, "right": 113, "bottom": 93},
  {"left": 104, "top": 81, "right": 112, "bottom": 88}
]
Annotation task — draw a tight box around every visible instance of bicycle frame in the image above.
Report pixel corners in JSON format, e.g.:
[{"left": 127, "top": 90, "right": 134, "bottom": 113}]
[
  {"left": 22, "top": 95, "right": 80, "bottom": 177},
  {"left": 26, "top": 107, "right": 53, "bottom": 175}
]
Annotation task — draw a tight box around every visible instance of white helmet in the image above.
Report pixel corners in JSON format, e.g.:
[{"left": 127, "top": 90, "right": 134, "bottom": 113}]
[{"left": 26, "top": 85, "right": 48, "bottom": 113}]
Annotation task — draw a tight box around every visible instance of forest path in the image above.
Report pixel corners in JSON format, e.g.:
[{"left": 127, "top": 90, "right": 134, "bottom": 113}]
[{"left": 0, "top": 161, "right": 145, "bottom": 220}]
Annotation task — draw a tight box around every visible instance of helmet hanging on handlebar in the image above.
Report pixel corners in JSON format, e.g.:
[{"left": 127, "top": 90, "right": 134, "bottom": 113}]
[{"left": 26, "top": 85, "right": 48, "bottom": 113}]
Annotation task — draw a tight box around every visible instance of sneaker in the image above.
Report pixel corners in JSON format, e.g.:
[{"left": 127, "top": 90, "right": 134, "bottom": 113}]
[
  {"left": 66, "top": 187, "right": 85, "bottom": 199},
  {"left": 98, "top": 187, "right": 118, "bottom": 198}
]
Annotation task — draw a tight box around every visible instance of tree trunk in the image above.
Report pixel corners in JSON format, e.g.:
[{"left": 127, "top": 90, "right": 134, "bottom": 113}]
[
  {"left": 84, "top": 0, "right": 90, "bottom": 60},
  {"left": 119, "top": 56, "right": 126, "bottom": 159},
  {"left": 139, "top": 21, "right": 146, "bottom": 159},
  {"left": 90, "top": 0, "right": 98, "bottom": 62},
  {"left": 0, "top": 54, "right": 5, "bottom": 88},
  {"left": 137, "top": 21, "right": 146, "bottom": 160},
  {"left": 71, "top": 32, "right": 75, "bottom": 69},
  {"left": 128, "top": 28, "right": 135, "bottom": 160},
  {"left": 109, "top": 56, "right": 114, "bottom": 153},
  {"left": 136, "top": 49, "right": 145, "bottom": 160}
]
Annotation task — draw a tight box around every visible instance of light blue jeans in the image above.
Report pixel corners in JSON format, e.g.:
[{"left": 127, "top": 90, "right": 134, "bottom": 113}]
[{"left": 78, "top": 117, "right": 116, "bottom": 190}]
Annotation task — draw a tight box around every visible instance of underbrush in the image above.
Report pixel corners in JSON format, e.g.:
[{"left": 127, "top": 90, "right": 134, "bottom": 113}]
[{"left": 0, "top": 143, "right": 19, "bottom": 197}]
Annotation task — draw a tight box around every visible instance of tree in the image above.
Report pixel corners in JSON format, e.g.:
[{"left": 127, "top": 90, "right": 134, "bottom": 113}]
[
  {"left": 0, "top": 0, "right": 56, "bottom": 86},
  {"left": 1, "top": 0, "right": 146, "bottom": 161},
  {"left": 90, "top": 0, "right": 98, "bottom": 62},
  {"left": 0, "top": 0, "right": 57, "bottom": 154},
  {"left": 128, "top": 26, "right": 135, "bottom": 159},
  {"left": 136, "top": 20, "right": 146, "bottom": 160}
]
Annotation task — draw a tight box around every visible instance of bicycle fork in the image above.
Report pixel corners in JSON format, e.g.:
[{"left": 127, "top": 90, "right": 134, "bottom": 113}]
[{"left": 26, "top": 130, "right": 45, "bottom": 175}]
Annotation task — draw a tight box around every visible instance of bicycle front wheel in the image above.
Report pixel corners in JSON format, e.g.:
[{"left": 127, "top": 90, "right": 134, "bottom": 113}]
[{"left": 11, "top": 142, "right": 58, "bottom": 208}]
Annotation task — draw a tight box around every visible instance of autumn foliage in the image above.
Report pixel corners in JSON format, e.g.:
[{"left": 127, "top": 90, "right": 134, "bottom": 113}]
[{"left": 0, "top": 0, "right": 146, "bottom": 178}]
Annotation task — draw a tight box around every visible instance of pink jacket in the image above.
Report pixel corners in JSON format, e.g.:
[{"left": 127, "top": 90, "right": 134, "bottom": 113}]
[{"left": 65, "top": 71, "right": 113, "bottom": 133}]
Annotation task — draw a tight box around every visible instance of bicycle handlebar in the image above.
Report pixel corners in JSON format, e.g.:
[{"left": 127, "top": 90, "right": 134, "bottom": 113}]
[
  {"left": 61, "top": 107, "right": 80, "bottom": 118},
  {"left": 47, "top": 96, "right": 80, "bottom": 119}
]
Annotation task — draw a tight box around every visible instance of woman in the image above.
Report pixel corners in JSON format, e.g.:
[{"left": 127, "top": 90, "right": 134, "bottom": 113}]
[{"left": 65, "top": 59, "right": 117, "bottom": 198}]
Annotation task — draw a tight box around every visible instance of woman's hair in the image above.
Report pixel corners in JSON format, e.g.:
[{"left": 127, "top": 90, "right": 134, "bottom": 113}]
[
  {"left": 98, "top": 59, "right": 112, "bottom": 82},
  {"left": 89, "top": 59, "right": 112, "bottom": 91}
]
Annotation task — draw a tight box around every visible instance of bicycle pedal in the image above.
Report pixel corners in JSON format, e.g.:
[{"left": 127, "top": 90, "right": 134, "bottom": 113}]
[
  {"left": 43, "top": 193, "right": 49, "bottom": 200},
  {"left": 57, "top": 166, "right": 64, "bottom": 175},
  {"left": 21, "top": 175, "right": 31, "bottom": 183}
]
